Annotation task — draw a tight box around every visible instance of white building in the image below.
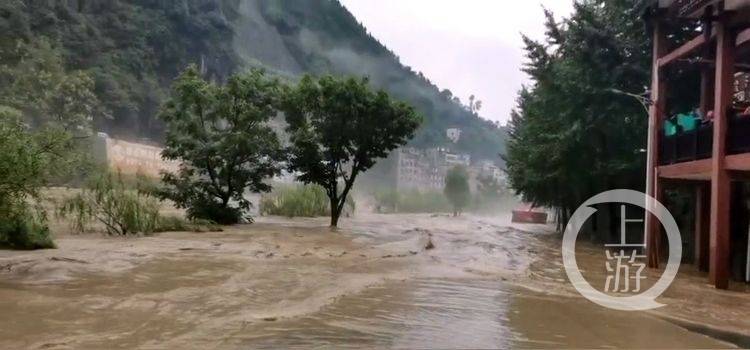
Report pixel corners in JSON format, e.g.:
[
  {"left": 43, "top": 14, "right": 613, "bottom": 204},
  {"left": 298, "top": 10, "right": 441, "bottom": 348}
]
[
  {"left": 394, "top": 147, "right": 472, "bottom": 191},
  {"left": 476, "top": 160, "right": 505, "bottom": 184},
  {"left": 446, "top": 128, "right": 462, "bottom": 143}
]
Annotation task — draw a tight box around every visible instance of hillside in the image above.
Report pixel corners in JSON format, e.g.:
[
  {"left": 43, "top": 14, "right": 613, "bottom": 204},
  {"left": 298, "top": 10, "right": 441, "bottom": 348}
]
[{"left": 0, "top": 0, "right": 506, "bottom": 163}]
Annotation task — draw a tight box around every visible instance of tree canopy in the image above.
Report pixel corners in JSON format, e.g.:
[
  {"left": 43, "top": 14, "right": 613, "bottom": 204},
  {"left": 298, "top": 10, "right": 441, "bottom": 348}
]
[
  {"left": 283, "top": 75, "right": 422, "bottom": 227},
  {"left": 444, "top": 166, "right": 471, "bottom": 216},
  {"left": 504, "top": 0, "right": 698, "bottom": 230},
  {"left": 159, "top": 66, "right": 284, "bottom": 225},
  {"left": 505, "top": 1, "right": 651, "bottom": 228}
]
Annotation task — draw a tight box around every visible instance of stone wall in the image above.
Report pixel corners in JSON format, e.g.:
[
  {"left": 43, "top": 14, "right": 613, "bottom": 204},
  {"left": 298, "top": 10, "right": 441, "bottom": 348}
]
[{"left": 94, "top": 133, "right": 179, "bottom": 178}]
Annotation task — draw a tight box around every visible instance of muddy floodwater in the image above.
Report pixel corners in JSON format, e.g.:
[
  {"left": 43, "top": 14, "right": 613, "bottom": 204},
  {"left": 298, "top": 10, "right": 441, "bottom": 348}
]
[{"left": 0, "top": 214, "right": 741, "bottom": 349}]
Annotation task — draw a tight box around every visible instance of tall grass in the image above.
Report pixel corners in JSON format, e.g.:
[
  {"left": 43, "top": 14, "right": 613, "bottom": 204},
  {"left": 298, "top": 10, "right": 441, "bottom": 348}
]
[
  {"left": 58, "top": 171, "right": 223, "bottom": 235},
  {"left": 58, "top": 171, "right": 161, "bottom": 236},
  {"left": 373, "top": 188, "right": 452, "bottom": 214},
  {"left": 260, "top": 184, "right": 355, "bottom": 218}
]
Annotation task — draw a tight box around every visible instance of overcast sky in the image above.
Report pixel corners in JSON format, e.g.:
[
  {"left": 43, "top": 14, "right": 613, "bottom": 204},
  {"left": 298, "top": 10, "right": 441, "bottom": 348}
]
[{"left": 339, "top": 0, "right": 574, "bottom": 124}]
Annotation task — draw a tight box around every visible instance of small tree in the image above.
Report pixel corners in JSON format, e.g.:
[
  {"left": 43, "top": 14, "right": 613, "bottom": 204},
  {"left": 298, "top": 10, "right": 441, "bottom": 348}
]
[
  {"left": 444, "top": 166, "right": 471, "bottom": 216},
  {"left": 283, "top": 75, "right": 421, "bottom": 227},
  {"left": 159, "top": 66, "right": 284, "bottom": 224}
]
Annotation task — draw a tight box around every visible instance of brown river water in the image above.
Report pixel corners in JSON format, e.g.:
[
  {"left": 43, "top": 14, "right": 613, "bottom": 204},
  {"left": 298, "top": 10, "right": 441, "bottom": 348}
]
[{"left": 0, "top": 214, "right": 741, "bottom": 349}]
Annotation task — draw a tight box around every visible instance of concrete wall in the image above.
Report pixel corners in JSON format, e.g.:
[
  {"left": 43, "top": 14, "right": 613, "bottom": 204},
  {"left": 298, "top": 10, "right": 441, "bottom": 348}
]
[{"left": 95, "top": 133, "right": 180, "bottom": 178}]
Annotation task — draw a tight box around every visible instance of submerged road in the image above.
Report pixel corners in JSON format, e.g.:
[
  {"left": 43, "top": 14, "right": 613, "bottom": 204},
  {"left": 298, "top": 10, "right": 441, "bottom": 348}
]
[{"left": 0, "top": 214, "right": 736, "bottom": 349}]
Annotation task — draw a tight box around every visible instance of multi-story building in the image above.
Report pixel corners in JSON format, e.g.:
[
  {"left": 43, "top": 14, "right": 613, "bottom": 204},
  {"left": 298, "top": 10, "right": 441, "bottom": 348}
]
[
  {"left": 393, "top": 147, "right": 506, "bottom": 192},
  {"left": 475, "top": 159, "right": 506, "bottom": 184}
]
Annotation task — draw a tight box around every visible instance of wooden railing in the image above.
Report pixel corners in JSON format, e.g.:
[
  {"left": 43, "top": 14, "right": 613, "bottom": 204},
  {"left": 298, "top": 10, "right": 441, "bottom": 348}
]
[
  {"left": 728, "top": 116, "right": 750, "bottom": 154},
  {"left": 659, "top": 123, "right": 713, "bottom": 165},
  {"left": 660, "top": 116, "right": 750, "bottom": 165}
]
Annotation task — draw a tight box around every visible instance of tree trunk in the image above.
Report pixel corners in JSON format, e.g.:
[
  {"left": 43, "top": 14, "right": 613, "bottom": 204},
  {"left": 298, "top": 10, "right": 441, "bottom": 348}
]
[
  {"left": 330, "top": 197, "right": 341, "bottom": 228},
  {"left": 330, "top": 212, "right": 340, "bottom": 227}
]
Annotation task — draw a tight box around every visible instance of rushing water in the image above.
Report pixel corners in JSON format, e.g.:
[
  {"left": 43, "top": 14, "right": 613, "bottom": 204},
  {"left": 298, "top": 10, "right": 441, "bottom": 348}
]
[
  {"left": 238, "top": 278, "right": 730, "bottom": 349},
  {"left": 240, "top": 278, "right": 514, "bottom": 349},
  {"left": 0, "top": 214, "right": 737, "bottom": 349}
]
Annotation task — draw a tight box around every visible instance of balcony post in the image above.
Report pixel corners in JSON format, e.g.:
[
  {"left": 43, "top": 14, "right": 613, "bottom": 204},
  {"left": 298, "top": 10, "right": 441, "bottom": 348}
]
[
  {"left": 647, "top": 20, "right": 667, "bottom": 268},
  {"left": 700, "top": 67, "right": 715, "bottom": 115},
  {"left": 709, "top": 19, "right": 734, "bottom": 290}
]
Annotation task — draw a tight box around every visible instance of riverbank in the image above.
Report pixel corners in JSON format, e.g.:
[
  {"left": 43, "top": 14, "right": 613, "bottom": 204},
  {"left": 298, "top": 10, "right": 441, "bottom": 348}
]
[{"left": 0, "top": 213, "right": 744, "bottom": 348}]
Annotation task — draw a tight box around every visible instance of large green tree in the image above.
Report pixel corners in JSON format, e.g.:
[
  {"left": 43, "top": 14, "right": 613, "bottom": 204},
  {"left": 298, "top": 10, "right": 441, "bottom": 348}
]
[
  {"left": 505, "top": 1, "right": 698, "bottom": 232},
  {"left": 159, "top": 66, "right": 284, "bottom": 225},
  {"left": 283, "top": 75, "right": 422, "bottom": 227}
]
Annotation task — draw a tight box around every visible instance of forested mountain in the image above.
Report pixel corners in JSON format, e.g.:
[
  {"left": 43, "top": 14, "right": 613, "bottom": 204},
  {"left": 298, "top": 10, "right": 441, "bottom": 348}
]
[{"left": 0, "top": 0, "right": 506, "bottom": 163}]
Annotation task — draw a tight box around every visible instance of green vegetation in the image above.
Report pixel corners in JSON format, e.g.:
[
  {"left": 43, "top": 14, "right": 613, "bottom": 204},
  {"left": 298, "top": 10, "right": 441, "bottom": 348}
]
[
  {"left": 505, "top": 2, "right": 652, "bottom": 227},
  {"left": 283, "top": 75, "right": 421, "bottom": 227},
  {"left": 0, "top": 0, "right": 494, "bottom": 237},
  {"left": 0, "top": 0, "right": 239, "bottom": 139},
  {"left": 0, "top": 201, "right": 55, "bottom": 250},
  {"left": 158, "top": 66, "right": 284, "bottom": 225},
  {"left": 0, "top": 39, "right": 99, "bottom": 249},
  {"left": 373, "top": 189, "right": 451, "bottom": 214},
  {"left": 373, "top": 183, "right": 514, "bottom": 215},
  {"left": 1, "top": 0, "right": 506, "bottom": 162},
  {"left": 505, "top": 1, "right": 696, "bottom": 231},
  {"left": 444, "top": 166, "right": 471, "bottom": 216},
  {"left": 257, "top": 1, "right": 507, "bottom": 161},
  {"left": 58, "top": 171, "right": 221, "bottom": 235},
  {"left": 153, "top": 216, "right": 222, "bottom": 234},
  {"left": 58, "top": 171, "right": 162, "bottom": 236},
  {"left": 260, "top": 184, "right": 355, "bottom": 218}
]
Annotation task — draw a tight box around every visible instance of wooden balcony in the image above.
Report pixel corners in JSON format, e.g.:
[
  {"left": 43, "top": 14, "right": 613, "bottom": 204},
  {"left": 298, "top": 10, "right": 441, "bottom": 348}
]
[
  {"left": 658, "top": 116, "right": 750, "bottom": 179},
  {"left": 644, "top": 0, "right": 750, "bottom": 289},
  {"left": 658, "top": 123, "right": 714, "bottom": 166}
]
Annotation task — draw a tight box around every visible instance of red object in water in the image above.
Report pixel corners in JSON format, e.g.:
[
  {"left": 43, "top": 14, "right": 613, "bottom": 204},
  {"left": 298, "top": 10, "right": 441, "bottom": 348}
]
[{"left": 512, "top": 204, "right": 548, "bottom": 224}]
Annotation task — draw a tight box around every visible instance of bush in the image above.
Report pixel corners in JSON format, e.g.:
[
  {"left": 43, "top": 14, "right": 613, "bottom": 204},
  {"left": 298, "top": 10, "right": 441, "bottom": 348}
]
[
  {"left": 0, "top": 201, "right": 55, "bottom": 250},
  {"left": 184, "top": 199, "right": 246, "bottom": 225},
  {"left": 154, "top": 216, "right": 222, "bottom": 233},
  {"left": 58, "top": 171, "right": 162, "bottom": 236},
  {"left": 261, "top": 184, "right": 355, "bottom": 218}
]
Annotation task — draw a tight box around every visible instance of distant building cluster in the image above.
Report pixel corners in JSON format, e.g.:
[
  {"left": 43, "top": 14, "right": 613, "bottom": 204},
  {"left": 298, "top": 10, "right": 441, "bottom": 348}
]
[
  {"left": 393, "top": 146, "right": 505, "bottom": 192},
  {"left": 473, "top": 160, "right": 506, "bottom": 184}
]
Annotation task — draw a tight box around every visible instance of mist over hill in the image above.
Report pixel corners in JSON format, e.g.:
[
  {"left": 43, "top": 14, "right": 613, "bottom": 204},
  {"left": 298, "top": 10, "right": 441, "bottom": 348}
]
[{"left": 0, "top": 0, "right": 506, "bottom": 164}]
